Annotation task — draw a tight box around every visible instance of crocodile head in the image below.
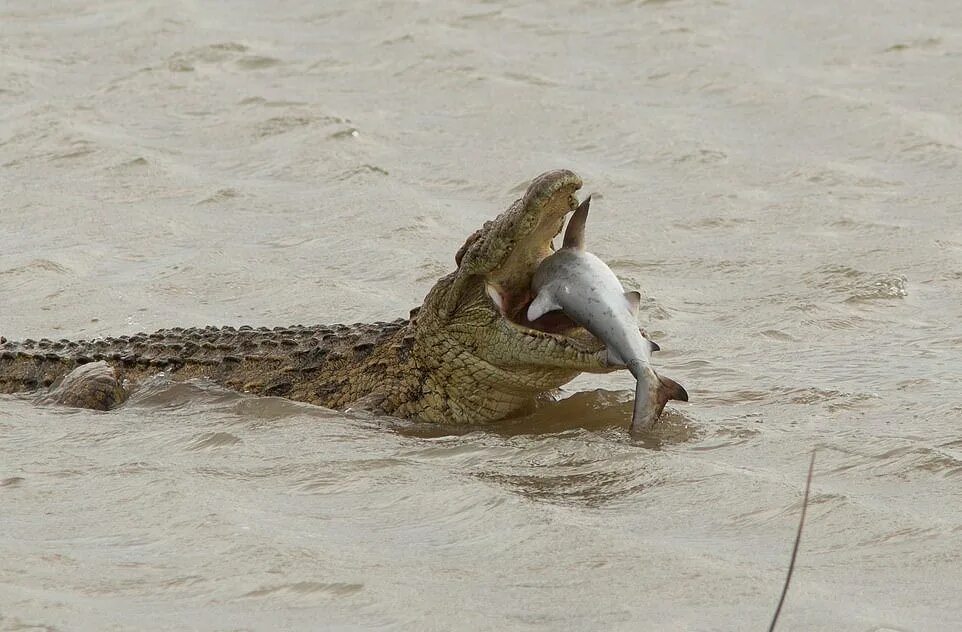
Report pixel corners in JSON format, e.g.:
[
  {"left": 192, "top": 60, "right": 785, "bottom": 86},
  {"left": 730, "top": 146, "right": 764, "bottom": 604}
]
[{"left": 406, "top": 170, "right": 616, "bottom": 423}]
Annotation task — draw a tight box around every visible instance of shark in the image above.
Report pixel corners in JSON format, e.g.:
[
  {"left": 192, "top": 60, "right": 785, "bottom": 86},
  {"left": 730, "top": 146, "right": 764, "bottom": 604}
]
[{"left": 526, "top": 196, "right": 688, "bottom": 432}]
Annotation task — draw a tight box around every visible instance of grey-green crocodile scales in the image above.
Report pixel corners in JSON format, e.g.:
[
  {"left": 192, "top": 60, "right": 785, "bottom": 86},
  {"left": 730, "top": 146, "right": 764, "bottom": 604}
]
[{"left": 0, "top": 170, "right": 679, "bottom": 424}]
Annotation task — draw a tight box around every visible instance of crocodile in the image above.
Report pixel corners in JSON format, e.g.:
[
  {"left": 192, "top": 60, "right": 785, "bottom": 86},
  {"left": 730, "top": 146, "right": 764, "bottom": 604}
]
[{"left": 0, "top": 169, "right": 686, "bottom": 425}]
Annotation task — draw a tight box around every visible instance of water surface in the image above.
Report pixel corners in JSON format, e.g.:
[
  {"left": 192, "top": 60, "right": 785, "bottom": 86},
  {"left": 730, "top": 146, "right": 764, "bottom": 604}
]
[{"left": 2, "top": 1, "right": 962, "bottom": 630}]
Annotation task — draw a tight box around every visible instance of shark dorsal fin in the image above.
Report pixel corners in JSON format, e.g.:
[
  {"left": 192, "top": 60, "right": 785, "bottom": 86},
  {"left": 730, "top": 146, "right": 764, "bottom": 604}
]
[{"left": 563, "top": 195, "right": 591, "bottom": 250}]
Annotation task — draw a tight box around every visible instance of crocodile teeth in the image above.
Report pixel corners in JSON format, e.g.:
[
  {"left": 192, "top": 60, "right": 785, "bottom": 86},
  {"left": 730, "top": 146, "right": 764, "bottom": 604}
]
[{"left": 485, "top": 282, "right": 506, "bottom": 312}]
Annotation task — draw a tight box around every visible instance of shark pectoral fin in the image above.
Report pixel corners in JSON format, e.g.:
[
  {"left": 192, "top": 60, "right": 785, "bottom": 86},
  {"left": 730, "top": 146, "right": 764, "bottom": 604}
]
[
  {"left": 526, "top": 292, "right": 562, "bottom": 322},
  {"left": 562, "top": 195, "right": 591, "bottom": 250},
  {"left": 624, "top": 291, "right": 641, "bottom": 314}
]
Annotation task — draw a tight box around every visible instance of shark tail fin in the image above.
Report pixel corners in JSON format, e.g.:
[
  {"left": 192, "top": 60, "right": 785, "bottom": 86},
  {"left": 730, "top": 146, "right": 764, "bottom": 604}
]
[
  {"left": 629, "top": 364, "right": 689, "bottom": 432},
  {"left": 656, "top": 373, "right": 688, "bottom": 407},
  {"left": 562, "top": 195, "right": 591, "bottom": 250}
]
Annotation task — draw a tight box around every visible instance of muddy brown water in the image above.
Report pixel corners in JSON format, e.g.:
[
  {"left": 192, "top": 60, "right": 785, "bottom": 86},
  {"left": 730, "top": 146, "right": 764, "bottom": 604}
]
[{"left": 2, "top": 1, "right": 962, "bottom": 630}]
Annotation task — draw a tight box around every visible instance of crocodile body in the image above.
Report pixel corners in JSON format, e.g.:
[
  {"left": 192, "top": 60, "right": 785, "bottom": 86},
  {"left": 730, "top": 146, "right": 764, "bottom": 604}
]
[
  {"left": 0, "top": 170, "right": 683, "bottom": 425},
  {"left": 0, "top": 321, "right": 418, "bottom": 414}
]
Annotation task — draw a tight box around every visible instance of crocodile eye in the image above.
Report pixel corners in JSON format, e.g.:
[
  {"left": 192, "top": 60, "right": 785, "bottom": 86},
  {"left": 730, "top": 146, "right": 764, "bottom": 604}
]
[{"left": 454, "top": 229, "right": 482, "bottom": 267}]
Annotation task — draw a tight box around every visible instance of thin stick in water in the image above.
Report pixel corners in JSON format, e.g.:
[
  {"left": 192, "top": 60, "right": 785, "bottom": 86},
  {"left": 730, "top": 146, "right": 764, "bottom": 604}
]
[{"left": 768, "top": 449, "right": 816, "bottom": 632}]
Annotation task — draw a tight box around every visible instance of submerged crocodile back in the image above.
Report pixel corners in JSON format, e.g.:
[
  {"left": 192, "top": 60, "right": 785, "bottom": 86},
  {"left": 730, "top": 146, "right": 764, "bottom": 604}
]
[{"left": 0, "top": 320, "right": 412, "bottom": 406}]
